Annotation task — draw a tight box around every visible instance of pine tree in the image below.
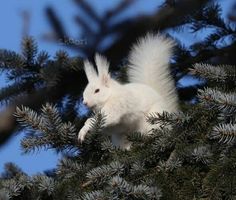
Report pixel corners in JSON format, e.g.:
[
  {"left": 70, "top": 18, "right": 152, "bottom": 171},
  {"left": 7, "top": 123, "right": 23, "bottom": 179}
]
[
  {"left": 0, "top": 62, "right": 235, "bottom": 199},
  {"left": 0, "top": 0, "right": 236, "bottom": 199},
  {"left": 1, "top": 0, "right": 235, "bottom": 145}
]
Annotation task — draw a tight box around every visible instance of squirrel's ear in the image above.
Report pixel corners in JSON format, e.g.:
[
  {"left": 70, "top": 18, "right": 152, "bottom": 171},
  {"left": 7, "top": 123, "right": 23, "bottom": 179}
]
[
  {"left": 95, "top": 53, "right": 110, "bottom": 77},
  {"left": 84, "top": 60, "right": 97, "bottom": 82},
  {"left": 95, "top": 53, "right": 111, "bottom": 87}
]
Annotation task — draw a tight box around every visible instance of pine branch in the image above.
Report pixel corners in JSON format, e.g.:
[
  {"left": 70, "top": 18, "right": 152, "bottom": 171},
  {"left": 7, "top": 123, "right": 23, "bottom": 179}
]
[
  {"left": 198, "top": 88, "right": 236, "bottom": 114},
  {"left": 0, "top": 82, "right": 35, "bottom": 105},
  {"left": 158, "top": 154, "right": 182, "bottom": 172},
  {"left": 36, "top": 51, "right": 50, "bottom": 66},
  {"left": 86, "top": 161, "right": 124, "bottom": 185},
  {"left": 191, "top": 63, "right": 236, "bottom": 83},
  {"left": 21, "top": 136, "right": 49, "bottom": 154},
  {"left": 79, "top": 190, "right": 106, "bottom": 200},
  {"left": 21, "top": 36, "right": 38, "bottom": 66},
  {"left": 0, "top": 50, "right": 24, "bottom": 70},
  {"left": 89, "top": 111, "right": 106, "bottom": 134},
  {"left": 190, "top": 3, "right": 227, "bottom": 32},
  {"left": 41, "top": 103, "right": 62, "bottom": 129},
  {"left": 2, "top": 179, "right": 22, "bottom": 198},
  {"left": 32, "top": 175, "right": 55, "bottom": 196},
  {"left": 1, "top": 163, "right": 25, "bottom": 179},
  {"left": 146, "top": 111, "right": 191, "bottom": 128},
  {"left": 1, "top": 174, "right": 31, "bottom": 198},
  {"left": 57, "top": 158, "right": 84, "bottom": 180},
  {"left": 100, "top": 138, "right": 116, "bottom": 152},
  {"left": 15, "top": 103, "right": 79, "bottom": 153},
  {"left": 109, "top": 176, "right": 161, "bottom": 199},
  {"left": 130, "top": 161, "right": 145, "bottom": 176},
  {"left": 81, "top": 111, "right": 107, "bottom": 148},
  {"left": 191, "top": 145, "right": 212, "bottom": 164},
  {"left": 209, "top": 123, "right": 236, "bottom": 144},
  {"left": 14, "top": 106, "right": 48, "bottom": 133},
  {"left": 152, "top": 128, "right": 174, "bottom": 152},
  {"left": 39, "top": 62, "right": 62, "bottom": 88}
]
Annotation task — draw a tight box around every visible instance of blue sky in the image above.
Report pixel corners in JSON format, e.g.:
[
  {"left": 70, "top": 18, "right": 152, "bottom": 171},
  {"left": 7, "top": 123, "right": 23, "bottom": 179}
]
[{"left": 0, "top": 0, "right": 234, "bottom": 175}]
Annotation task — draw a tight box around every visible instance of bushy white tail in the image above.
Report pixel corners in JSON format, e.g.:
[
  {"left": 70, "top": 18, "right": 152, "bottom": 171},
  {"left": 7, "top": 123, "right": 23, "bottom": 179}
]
[{"left": 128, "top": 33, "right": 178, "bottom": 111}]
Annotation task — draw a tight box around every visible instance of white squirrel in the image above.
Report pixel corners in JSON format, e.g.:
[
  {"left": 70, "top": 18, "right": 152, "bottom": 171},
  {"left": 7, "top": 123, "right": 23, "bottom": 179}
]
[{"left": 78, "top": 33, "right": 178, "bottom": 149}]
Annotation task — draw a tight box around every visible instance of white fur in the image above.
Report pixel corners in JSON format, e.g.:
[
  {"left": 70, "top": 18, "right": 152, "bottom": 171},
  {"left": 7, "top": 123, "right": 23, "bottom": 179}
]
[{"left": 78, "top": 33, "right": 178, "bottom": 149}]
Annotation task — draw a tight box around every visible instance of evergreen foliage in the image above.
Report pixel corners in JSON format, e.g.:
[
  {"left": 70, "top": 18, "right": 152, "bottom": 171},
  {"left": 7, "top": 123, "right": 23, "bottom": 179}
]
[
  {"left": 0, "top": 0, "right": 236, "bottom": 199},
  {"left": 1, "top": 61, "right": 235, "bottom": 199}
]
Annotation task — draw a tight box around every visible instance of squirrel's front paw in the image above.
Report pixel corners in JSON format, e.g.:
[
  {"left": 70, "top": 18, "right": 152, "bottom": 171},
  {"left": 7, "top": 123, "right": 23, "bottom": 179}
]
[{"left": 78, "top": 126, "right": 89, "bottom": 143}]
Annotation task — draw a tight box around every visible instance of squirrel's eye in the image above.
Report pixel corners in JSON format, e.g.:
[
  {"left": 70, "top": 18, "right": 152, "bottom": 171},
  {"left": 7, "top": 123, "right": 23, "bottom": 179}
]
[{"left": 94, "top": 89, "right": 100, "bottom": 93}]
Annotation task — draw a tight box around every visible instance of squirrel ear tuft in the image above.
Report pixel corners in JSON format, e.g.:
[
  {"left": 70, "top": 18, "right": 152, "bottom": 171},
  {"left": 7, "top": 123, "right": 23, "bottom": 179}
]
[
  {"left": 95, "top": 53, "right": 111, "bottom": 87},
  {"left": 84, "top": 60, "right": 97, "bottom": 82},
  {"left": 95, "top": 53, "right": 110, "bottom": 78}
]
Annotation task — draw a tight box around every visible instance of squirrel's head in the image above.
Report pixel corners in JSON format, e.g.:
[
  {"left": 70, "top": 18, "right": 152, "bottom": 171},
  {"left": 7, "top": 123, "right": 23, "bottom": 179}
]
[{"left": 82, "top": 54, "right": 113, "bottom": 110}]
